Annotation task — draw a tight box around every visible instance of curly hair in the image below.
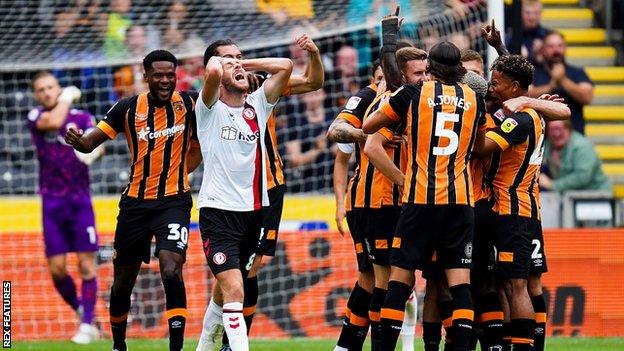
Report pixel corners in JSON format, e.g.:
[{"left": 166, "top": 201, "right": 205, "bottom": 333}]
[
  {"left": 491, "top": 55, "right": 534, "bottom": 90},
  {"left": 143, "top": 50, "right": 177, "bottom": 71}
]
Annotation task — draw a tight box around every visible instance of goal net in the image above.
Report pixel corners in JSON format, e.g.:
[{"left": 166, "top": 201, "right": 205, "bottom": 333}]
[{"left": 0, "top": 0, "right": 487, "bottom": 341}]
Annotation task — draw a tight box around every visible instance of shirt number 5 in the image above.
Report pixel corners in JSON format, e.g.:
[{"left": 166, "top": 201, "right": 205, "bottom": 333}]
[{"left": 433, "top": 112, "right": 459, "bottom": 156}]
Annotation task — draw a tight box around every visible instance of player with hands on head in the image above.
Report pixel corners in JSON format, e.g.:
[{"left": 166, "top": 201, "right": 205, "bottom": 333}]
[
  {"left": 195, "top": 50, "right": 292, "bottom": 351},
  {"left": 195, "top": 35, "right": 323, "bottom": 351}
]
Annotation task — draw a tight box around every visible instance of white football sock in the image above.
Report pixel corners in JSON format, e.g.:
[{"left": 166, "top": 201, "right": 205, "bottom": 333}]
[
  {"left": 200, "top": 298, "right": 223, "bottom": 337},
  {"left": 223, "top": 302, "right": 248, "bottom": 351}
]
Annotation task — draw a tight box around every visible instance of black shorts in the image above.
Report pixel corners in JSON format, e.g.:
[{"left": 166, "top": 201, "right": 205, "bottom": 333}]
[
  {"left": 200, "top": 208, "right": 262, "bottom": 276},
  {"left": 393, "top": 204, "right": 474, "bottom": 272},
  {"left": 256, "top": 185, "right": 285, "bottom": 256},
  {"left": 530, "top": 219, "right": 548, "bottom": 274},
  {"left": 494, "top": 215, "right": 543, "bottom": 280},
  {"left": 113, "top": 192, "right": 192, "bottom": 266},
  {"left": 472, "top": 199, "right": 497, "bottom": 274},
  {"left": 352, "top": 206, "right": 401, "bottom": 266},
  {"left": 423, "top": 200, "right": 495, "bottom": 282},
  {"left": 346, "top": 210, "right": 372, "bottom": 272}
]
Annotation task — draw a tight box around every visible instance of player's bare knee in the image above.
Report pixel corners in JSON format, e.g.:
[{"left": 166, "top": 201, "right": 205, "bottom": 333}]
[
  {"left": 77, "top": 255, "right": 97, "bottom": 279},
  {"left": 358, "top": 268, "right": 376, "bottom": 292},
  {"left": 528, "top": 274, "right": 542, "bottom": 296},
  {"left": 160, "top": 263, "right": 182, "bottom": 282},
  {"left": 248, "top": 255, "right": 264, "bottom": 278},
  {"left": 503, "top": 278, "right": 527, "bottom": 299},
  {"left": 389, "top": 266, "right": 415, "bottom": 288}
]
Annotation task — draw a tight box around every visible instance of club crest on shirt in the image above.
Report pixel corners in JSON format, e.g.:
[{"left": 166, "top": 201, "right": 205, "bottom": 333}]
[
  {"left": 173, "top": 101, "right": 185, "bottom": 114},
  {"left": 501, "top": 118, "right": 518, "bottom": 133},
  {"left": 243, "top": 107, "right": 256, "bottom": 120},
  {"left": 345, "top": 96, "right": 361, "bottom": 110}
]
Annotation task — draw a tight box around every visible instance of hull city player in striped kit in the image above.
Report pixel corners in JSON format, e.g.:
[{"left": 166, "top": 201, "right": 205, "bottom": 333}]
[
  {"left": 364, "top": 41, "right": 486, "bottom": 351},
  {"left": 196, "top": 35, "right": 323, "bottom": 351},
  {"left": 195, "top": 52, "right": 292, "bottom": 351},
  {"left": 66, "top": 50, "right": 202, "bottom": 351}
]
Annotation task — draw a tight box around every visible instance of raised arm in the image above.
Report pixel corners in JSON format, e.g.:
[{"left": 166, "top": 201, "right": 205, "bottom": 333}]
[
  {"left": 327, "top": 118, "right": 367, "bottom": 143},
  {"left": 201, "top": 56, "right": 224, "bottom": 108},
  {"left": 482, "top": 19, "right": 509, "bottom": 57},
  {"left": 380, "top": 6, "right": 403, "bottom": 91},
  {"left": 242, "top": 58, "right": 293, "bottom": 104},
  {"left": 287, "top": 34, "right": 324, "bottom": 95},
  {"left": 362, "top": 108, "right": 395, "bottom": 134},
  {"left": 503, "top": 96, "right": 571, "bottom": 121},
  {"left": 333, "top": 148, "right": 352, "bottom": 236},
  {"left": 36, "top": 86, "right": 82, "bottom": 131},
  {"left": 364, "top": 132, "right": 404, "bottom": 186},
  {"left": 65, "top": 126, "right": 109, "bottom": 153}
]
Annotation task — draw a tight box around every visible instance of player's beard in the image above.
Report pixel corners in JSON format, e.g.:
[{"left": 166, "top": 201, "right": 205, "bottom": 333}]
[{"left": 223, "top": 79, "right": 248, "bottom": 95}]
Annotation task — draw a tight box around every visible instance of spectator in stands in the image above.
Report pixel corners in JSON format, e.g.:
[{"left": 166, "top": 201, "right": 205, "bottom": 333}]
[
  {"left": 326, "top": 45, "right": 365, "bottom": 108},
  {"left": 162, "top": 0, "right": 187, "bottom": 49},
  {"left": 449, "top": 32, "right": 471, "bottom": 52},
  {"left": 461, "top": 49, "right": 484, "bottom": 77},
  {"left": 103, "top": 0, "right": 133, "bottom": 59},
  {"left": 540, "top": 120, "right": 612, "bottom": 193},
  {"left": 125, "top": 24, "right": 148, "bottom": 58},
  {"left": 505, "top": 0, "right": 550, "bottom": 63},
  {"left": 283, "top": 88, "right": 335, "bottom": 193},
  {"left": 529, "top": 31, "right": 594, "bottom": 134},
  {"left": 113, "top": 62, "right": 145, "bottom": 99},
  {"left": 176, "top": 56, "right": 205, "bottom": 92}
]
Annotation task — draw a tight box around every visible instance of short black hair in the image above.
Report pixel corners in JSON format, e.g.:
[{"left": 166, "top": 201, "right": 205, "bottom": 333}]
[
  {"left": 491, "top": 55, "right": 534, "bottom": 90},
  {"left": 143, "top": 50, "right": 177, "bottom": 71},
  {"left": 204, "top": 39, "right": 237, "bottom": 66}
]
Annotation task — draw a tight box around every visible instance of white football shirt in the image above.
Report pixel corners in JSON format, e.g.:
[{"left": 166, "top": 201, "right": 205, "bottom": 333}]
[{"left": 196, "top": 85, "right": 276, "bottom": 211}]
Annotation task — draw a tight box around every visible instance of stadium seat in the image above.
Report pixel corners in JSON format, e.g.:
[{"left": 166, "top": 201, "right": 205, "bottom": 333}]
[
  {"left": 566, "top": 47, "right": 615, "bottom": 67},
  {"left": 586, "top": 67, "right": 624, "bottom": 83},
  {"left": 596, "top": 145, "right": 624, "bottom": 161},
  {"left": 557, "top": 28, "right": 607, "bottom": 44},
  {"left": 542, "top": 8, "right": 593, "bottom": 28},
  {"left": 584, "top": 106, "right": 624, "bottom": 122},
  {"left": 593, "top": 85, "right": 624, "bottom": 105}
]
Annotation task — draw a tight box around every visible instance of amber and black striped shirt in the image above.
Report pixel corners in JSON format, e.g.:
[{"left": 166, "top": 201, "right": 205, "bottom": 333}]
[
  {"left": 97, "top": 91, "right": 197, "bottom": 200},
  {"left": 485, "top": 107, "right": 545, "bottom": 218},
  {"left": 472, "top": 113, "right": 496, "bottom": 203},
  {"left": 381, "top": 80, "right": 485, "bottom": 206}
]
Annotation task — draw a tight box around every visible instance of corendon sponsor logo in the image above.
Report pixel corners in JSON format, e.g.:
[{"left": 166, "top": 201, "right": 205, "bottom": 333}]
[{"left": 137, "top": 124, "right": 185, "bottom": 141}]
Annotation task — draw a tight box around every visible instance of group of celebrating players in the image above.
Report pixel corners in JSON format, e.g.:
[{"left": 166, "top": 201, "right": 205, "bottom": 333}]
[
  {"left": 327, "top": 10, "right": 570, "bottom": 351},
  {"left": 27, "top": 5, "right": 571, "bottom": 351}
]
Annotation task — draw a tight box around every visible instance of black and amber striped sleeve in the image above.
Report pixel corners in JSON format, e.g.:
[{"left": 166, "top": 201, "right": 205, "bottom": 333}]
[
  {"left": 97, "top": 98, "right": 130, "bottom": 139},
  {"left": 485, "top": 112, "right": 533, "bottom": 151},
  {"left": 182, "top": 91, "right": 200, "bottom": 146},
  {"left": 336, "top": 85, "right": 378, "bottom": 128},
  {"left": 381, "top": 84, "right": 418, "bottom": 122}
]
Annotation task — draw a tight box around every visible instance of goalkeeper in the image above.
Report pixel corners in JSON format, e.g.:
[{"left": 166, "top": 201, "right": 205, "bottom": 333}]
[{"left": 27, "top": 71, "right": 103, "bottom": 344}]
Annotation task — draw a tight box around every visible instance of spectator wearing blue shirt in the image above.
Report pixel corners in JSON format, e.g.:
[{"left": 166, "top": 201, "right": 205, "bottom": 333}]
[
  {"left": 529, "top": 31, "right": 593, "bottom": 134},
  {"left": 505, "top": 0, "right": 550, "bottom": 63}
]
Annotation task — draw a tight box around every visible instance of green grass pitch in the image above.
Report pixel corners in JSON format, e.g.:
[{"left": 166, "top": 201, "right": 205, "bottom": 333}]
[{"left": 11, "top": 337, "right": 624, "bottom": 351}]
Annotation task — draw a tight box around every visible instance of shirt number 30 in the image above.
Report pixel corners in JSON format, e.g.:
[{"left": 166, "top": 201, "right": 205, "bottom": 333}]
[{"left": 433, "top": 112, "right": 459, "bottom": 156}]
